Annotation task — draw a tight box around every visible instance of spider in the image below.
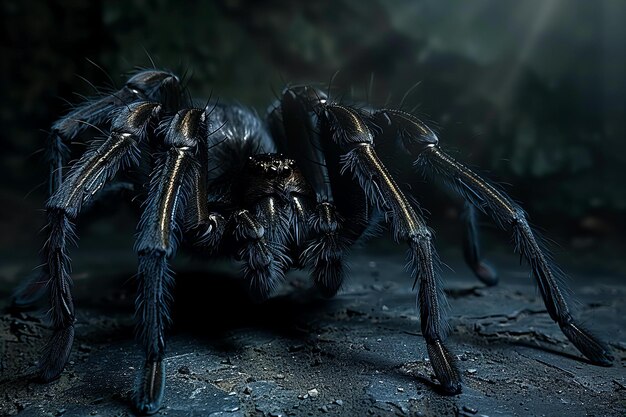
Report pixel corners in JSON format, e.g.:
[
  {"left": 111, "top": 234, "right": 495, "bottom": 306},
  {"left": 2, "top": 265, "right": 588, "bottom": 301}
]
[{"left": 15, "top": 69, "right": 613, "bottom": 414}]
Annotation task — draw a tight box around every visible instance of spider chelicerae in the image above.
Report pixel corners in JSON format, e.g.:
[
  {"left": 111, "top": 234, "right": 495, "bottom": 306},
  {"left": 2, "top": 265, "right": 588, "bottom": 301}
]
[{"left": 15, "top": 68, "right": 613, "bottom": 414}]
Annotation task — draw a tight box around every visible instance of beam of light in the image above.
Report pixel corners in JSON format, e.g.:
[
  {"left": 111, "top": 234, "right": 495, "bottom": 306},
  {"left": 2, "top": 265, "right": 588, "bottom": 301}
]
[{"left": 495, "top": 0, "right": 561, "bottom": 107}]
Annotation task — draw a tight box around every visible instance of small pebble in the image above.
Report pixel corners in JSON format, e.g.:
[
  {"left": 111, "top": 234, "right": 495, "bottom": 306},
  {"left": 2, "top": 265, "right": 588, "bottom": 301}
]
[
  {"left": 319, "top": 405, "right": 329, "bottom": 413},
  {"left": 462, "top": 405, "right": 478, "bottom": 414},
  {"left": 397, "top": 387, "right": 404, "bottom": 392},
  {"left": 466, "top": 368, "right": 477, "bottom": 374},
  {"left": 334, "top": 399, "right": 344, "bottom": 406},
  {"left": 288, "top": 344, "right": 305, "bottom": 352},
  {"left": 308, "top": 388, "right": 319, "bottom": 397}
]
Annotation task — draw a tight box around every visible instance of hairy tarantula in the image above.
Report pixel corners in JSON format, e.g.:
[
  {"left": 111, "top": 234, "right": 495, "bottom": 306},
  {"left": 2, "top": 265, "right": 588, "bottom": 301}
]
[{"left": 15, "top": 69, "right": 613, "bottom": 414}]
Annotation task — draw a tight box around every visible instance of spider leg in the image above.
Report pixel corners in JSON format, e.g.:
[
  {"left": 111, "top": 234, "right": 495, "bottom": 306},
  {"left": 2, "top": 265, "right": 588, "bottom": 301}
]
[
  {"left": 274, "top": 88, "right": 350, "bottom": 297},
  {"left": 47, "top": 96, "right": 127, "bottom": 195},
  {"left": 184, "top": 140, "right": 227, "bottom": 249},
  {"left": 187, "top": 140, "right": 211, "bottom": 228},
  {"left": 47, "top": 70, "right": 182, "bottom": 195},
  {"left": 255, "top": 195, "right": 296, "bottom": 270},
  {"left": 462, "top": 202, "right": 498, "bottom": 286},
  {"left": 342, "top": 143, "right": 461, "bottom": 394},
  {"left": 373, "top": 109, "right": 613, "bottom": 365},
  {"left": 232, "top": 208, "right": 289, "bottom": 302},
  {"left": 418, "top": 145, "right": 614, "bottom": 366},
  {"left": 368, "top": 112, "right": 497, "bottom": 287},
  {"left": 302, "top": 201, "right": 349, "bottom": 297},
  {"left": 288, "top": 194, "right": 310, "bottom": 265},
  {"left": 132, "top": 108, "right": 206, "bottom": 414},
  {"left": 321, "top": 104, "right": 461, "bottom": 393},
  {"left": 12, "top": 182, "right": 135, "bottom": 310},
  {"left": 36, "top": 101, "right": 160, "bottom": 383}
]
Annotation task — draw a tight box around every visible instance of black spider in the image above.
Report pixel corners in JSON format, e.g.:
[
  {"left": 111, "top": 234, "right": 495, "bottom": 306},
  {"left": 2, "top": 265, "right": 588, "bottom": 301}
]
[{"left": 14, "top": 69, "right": 613, "bottom": 414}]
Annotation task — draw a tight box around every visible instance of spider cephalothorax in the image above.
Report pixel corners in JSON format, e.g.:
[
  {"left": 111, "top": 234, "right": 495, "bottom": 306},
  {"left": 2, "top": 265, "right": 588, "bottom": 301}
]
[{"left": 15, "top": 69, "right": 613, "bottom": 414}]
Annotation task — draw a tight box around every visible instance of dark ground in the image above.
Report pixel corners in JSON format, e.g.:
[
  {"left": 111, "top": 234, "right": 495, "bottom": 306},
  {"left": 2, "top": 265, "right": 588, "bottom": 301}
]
[{"left": 1, "top": 228, "right": 624, "bottom": 417}]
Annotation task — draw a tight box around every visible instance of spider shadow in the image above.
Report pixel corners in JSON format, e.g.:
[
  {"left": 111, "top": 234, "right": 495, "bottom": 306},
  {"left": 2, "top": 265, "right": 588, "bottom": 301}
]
[
  {"left": 169, "top": 268, "right": 335, "bottom": 350},
  {"left": 456, "top": 332, "right": 597, "bottom": 366},
  {"left": 347, "top": 348, "right": 461, "bottom": 396},
  {"left": 170, "top": 270, "right": 470, "bottom": 397},
  {"left": 156, "top": 270, "right": 476, "bottom": 398}
]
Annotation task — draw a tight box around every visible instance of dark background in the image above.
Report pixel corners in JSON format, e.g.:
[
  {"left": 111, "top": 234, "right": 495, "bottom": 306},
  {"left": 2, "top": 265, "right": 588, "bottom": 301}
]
[
  {"left": 1, "top": 2, "right": 625, "bottom": 416},
  {"left": 0, "top": 0, "right": 625, "bottom": 272}
]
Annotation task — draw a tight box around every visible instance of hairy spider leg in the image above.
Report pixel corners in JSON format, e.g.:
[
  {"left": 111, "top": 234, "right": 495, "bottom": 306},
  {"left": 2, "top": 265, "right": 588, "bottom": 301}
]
[
  {"left": 132, "top": 108, "right": 206, "bottom": 414},
  {"left": 370, "top": 109, "right": 497, "bottom": 287},
  {"left": 12, "top": 182, "right": 137, "bottom": 310},
  {"left": 274, "top": 87, "right": 352, "bottom": 297},
  {"left": 14, "top": 72, "right": 181, "bottom": 310},
  {"left": 377, "top": 109, "right": 613, "bottom": 366},
  {"left": 231, "top": 208, "right": 289, "bottom": 302},
  {"left": 37, "top": 101, "right": 161, "bottom": 383},
  {"left": 184, "top": 138, "right": 229, "bottom": 251},
  {"left": 287, "top": 193, "right": 311, "bottom": 265},
  {"left": 302, "top": 202, "right": 350, "bottom": 297},
  {"left": 186, "top": 138, "right": 212, "bottom": 229},
  {"left": 461, "top": 202, "right": 498, "bottom": 286},
  {"left": 255, "top": 182, "right": 312, "bottom": 270},
  {"left": 320, "top": 103, "right": 461, "bottom": 394},
  {"left": 420, "top": 145, "right": 614, "bottom": 366},
  {"left": 46, "top": 70, "right": 183, "bottom": 195}
]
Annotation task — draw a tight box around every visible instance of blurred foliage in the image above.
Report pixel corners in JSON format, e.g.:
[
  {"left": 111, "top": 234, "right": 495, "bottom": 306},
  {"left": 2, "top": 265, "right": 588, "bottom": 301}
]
[{"left": 1, "top": 0, "right": 624, "bottom": 237}]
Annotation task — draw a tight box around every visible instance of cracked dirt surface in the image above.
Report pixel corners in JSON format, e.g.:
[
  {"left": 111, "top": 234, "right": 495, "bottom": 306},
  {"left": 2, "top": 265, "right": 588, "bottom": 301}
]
[{"left": 1, "top": 242, "right": 625, "bottom": 417}]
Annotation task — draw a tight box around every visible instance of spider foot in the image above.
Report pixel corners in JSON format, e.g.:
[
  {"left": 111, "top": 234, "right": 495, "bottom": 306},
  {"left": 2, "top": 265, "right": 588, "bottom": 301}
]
[
  {"left": 426, "top": 340, "right": 462, "bottom": 395},
  {"left": 472, "top": 261, "right": 498, "bottom": 287},
  {"left": 36, "top": 325, "right": 74, "bottom": 382},
  {"left": 560, "top": 321, "right": 614, "bottom": 366},
  {"left": 313, "top": 259, "right": 344, "bottom": 298},
  {"left": 133, "top": 360, "right": 166, "bottom": 415}
]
